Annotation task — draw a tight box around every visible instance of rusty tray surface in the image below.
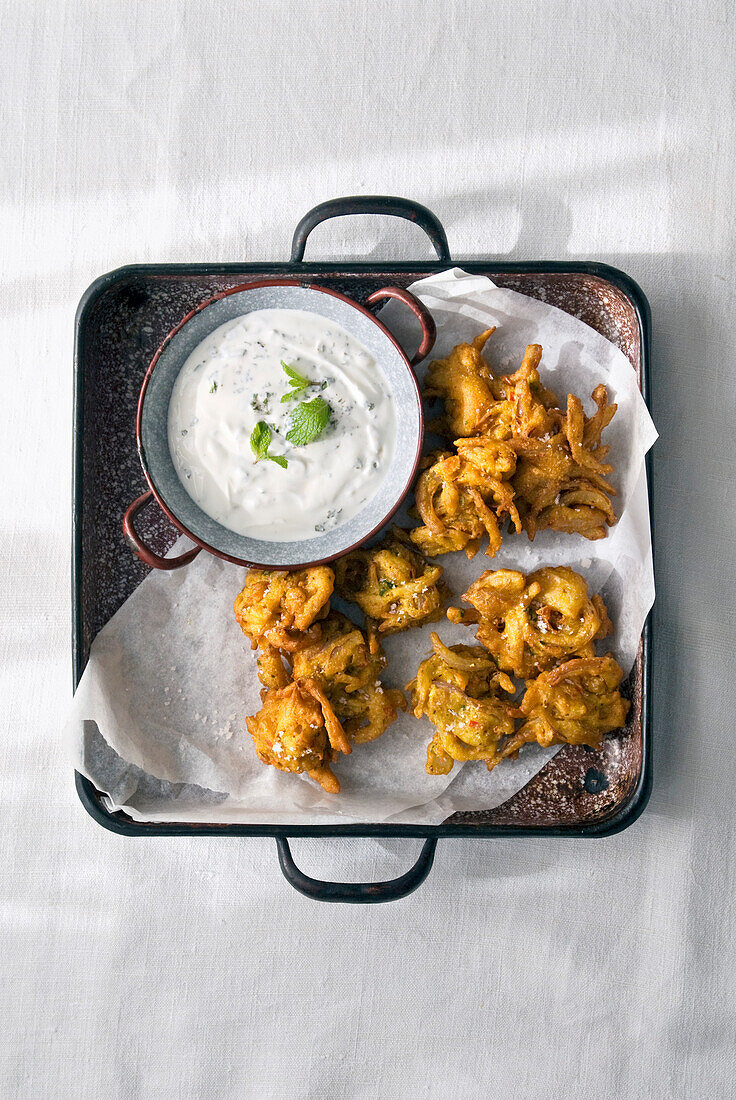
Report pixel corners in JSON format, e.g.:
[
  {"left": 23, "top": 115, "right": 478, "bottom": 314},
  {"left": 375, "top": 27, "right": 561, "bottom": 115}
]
[{"left": 73, "top": 199, "right": 652, "bottom": 889}]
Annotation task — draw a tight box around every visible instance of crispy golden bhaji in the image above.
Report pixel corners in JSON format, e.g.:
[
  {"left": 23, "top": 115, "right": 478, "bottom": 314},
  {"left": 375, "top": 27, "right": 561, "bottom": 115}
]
[
  {"left": 233, "top": 566, "right": 334, "bottom": 652},
  {"left": 334, "top": 530, "right": 448, "bottom": 652},
  {"left": 448, "top": 566, "right": 611, "bottom": 679},
  {"left": 291, "top": 612, "right": 378, "bottom": 693},
  {"left": 407, "top": 633, "right": 518, "bottom": 775},
  {"left": 424, "top": 328, "right": 498, "bottom": 438},
  {"left": 424, "top": 334, "right": 560, "bottom": 443},
  {"left": 245, "top": 678, "right": 351, "bottom": 793},
  {"left": 512, "top": 385, "right": 618, "bottom": 541},
  {"left": 421, "top": 332, "right": 619, "bottom": 543},
  {"left": 410, "top": 436, "right": 520, "bottom": 559},
  {"left": 291, "top": 612, "right": 406, "bottom": 744},
  {"left": 500, "top": 655, "right": 630, "bottom": 759}
]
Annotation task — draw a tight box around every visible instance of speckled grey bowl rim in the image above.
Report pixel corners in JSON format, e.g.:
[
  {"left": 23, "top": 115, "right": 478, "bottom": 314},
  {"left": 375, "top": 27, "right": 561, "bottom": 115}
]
[{"left": 136, "top": 280, "right": 425, "bottom": 568}]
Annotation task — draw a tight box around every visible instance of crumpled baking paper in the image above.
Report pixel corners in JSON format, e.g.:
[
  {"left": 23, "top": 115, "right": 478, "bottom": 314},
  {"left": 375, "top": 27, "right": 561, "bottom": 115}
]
[{"left": 67, "top": 268, "right": 657, "bottom": 825}]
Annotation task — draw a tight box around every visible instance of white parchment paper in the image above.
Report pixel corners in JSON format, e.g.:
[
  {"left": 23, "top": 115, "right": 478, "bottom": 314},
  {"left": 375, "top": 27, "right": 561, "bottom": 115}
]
[{"left": 67, "top": 269, "right": 657, "bottom": 824}]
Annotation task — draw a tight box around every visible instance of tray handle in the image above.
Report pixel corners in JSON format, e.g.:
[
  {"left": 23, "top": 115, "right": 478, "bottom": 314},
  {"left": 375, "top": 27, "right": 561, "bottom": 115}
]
[
  {"left": 276, "top": 837, "right": 437, "bottom": 903},
  {"left": 365, "top": 286, "right": 436, "bottom": 366},
  {"left": 123, "top": 490, "right": 201, "bottom": 570},
  {"left": 290, "top": 196, "right": 451, "bottom": 264}
]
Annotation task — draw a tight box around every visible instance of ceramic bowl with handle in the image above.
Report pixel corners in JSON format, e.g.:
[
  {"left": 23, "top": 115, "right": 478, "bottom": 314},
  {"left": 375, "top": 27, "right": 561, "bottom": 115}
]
[{"left": 123, "top": 280, "right": 435, "bottom": 570}]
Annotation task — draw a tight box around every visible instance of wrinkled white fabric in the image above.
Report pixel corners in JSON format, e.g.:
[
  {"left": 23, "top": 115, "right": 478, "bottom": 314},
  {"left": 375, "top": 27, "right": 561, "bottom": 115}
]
[{"left": 1, "top": 2, "right": 734, "bottom": 1098}]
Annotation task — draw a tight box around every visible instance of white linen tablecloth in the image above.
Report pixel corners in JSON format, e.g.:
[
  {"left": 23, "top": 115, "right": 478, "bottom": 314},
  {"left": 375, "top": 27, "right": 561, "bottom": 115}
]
[{"left": 1, "top": 2, "right": 734, "bottom": 1097}]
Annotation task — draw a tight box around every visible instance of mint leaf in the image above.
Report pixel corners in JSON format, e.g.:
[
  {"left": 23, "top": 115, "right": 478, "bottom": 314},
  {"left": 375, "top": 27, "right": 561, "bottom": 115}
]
[
  {"left": 209, "top": 381, "right": 218, "bottom": 394},
  {"left": 250, "top": 421, "right": 288, "bottom": 468},
  {"left": 281, "top": 361, "right": 310, "bottom": 387},
  {"left": 285, "top": 397, "right": 332, "bottom": 446},
  {"left": 250, "top": 420, "right": 271, "bottom": 460},
  {"left": 280, "top": 360, "right": 311, "bottom": 401}
]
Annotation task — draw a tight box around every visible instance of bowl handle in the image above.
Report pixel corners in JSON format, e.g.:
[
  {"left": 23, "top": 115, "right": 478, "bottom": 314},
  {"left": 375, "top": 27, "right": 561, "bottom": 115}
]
[
  {"left": 365, "top": 286, "right": 437, "bottom": 366},
  {"left": 290, "top": 195, "right": 451, "bottom": 264},
  {"left": 123, "top": 490, "right": 202, "bottom": 570},
  {"left": 276, "top": 837, "right": 437, "bottom": 903}
]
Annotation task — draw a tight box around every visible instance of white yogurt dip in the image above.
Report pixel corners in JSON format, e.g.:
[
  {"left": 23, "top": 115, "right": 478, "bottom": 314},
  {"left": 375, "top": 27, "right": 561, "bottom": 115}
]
[{"left": 167, "top": 308, "right": 397, "bottom": 542}]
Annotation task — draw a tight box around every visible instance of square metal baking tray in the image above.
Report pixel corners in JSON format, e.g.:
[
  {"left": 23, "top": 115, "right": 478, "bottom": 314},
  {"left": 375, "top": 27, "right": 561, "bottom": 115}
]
[{"left": 73, "top": 197, "right": 653, "bottom": 902}]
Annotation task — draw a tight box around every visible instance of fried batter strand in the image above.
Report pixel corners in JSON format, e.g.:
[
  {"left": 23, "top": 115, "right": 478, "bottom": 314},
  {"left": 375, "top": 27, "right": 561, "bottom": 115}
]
[
  {"left": 407, "top": 633, "right": 519, "bottom": 775},
  {"left": 499, "top": 655, "right": 630, "bottom": 759},
  {"left": 245, "top": 678, "right": 351, "bottom": 793},
  {"left": 254, "top": 644, "right": 291, "bottom": 690},
  {"left": 448, "top": 566, "right": 611, "bottom": 679},
  {"left": 334, "top": 529, "right": 448, "bottom": 652},
  {"left": 484, "top": 342, "right": 561, "bottom": 441},
  {"left": 291, "top": 612, "right": 406, "bottom": 743},
  {"left": 424, "top": 328, "right": 498, "bottom": 438},
  {"left": 234, "top": 566, "right": 334, "bottom": 666},
  {"left": 410, "top": 436, "right": 520, "bottom": 559}
]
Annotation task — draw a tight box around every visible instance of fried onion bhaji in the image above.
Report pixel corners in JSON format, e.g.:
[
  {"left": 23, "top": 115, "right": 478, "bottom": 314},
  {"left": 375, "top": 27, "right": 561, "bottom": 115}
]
[
  {"left": 410, "top": 436, "right": 521, "bottom": 559},
  {"left": 406, "top": 633, "right": 519, "bottom": 775},
  {"left": 448, "top": 566, "right": 612, "bottom": 679},
  {"left": 334, "top": 530, "right": 448, "bottom": 652},
  {"left": 511, "top": 385, "right": 618, "bottom": 540},
  {"left": 234, "top": 566, "right": 334, "bottom": 686},
  {"left": 245, "top": 678, "right": 351, "bottom": 793},
  {"left": 499, "top": 655, "right": 630, "bottom": 759},
  {"left": 234, "top": 566, "right": 334, "bottom": 649},
  {"left": 473, "top": 343, "right": 618, "bottom": 538},
  {"left": 290, "top": 612, "right": 406, "bottom": 744},
  {"left": 424, "top": 332, "right": 619, "bottom": 542},
  {"left": 423, "top": 328, "right": 499, "bottom": 438}
]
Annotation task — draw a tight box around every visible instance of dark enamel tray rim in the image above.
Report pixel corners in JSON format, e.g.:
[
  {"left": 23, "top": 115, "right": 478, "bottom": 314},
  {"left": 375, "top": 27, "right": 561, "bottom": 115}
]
[{"left": 72, "top": 256, "right": 652, "bottom": 842}]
